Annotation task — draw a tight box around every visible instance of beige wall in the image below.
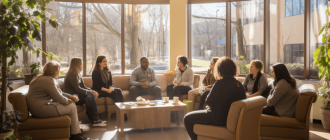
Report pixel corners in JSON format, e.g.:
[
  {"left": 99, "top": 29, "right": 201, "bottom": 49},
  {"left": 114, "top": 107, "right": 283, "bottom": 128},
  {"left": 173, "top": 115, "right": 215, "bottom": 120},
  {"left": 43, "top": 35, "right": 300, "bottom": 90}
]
[{"left": 170, "top": 0, "right": 188, "bottom": 70}]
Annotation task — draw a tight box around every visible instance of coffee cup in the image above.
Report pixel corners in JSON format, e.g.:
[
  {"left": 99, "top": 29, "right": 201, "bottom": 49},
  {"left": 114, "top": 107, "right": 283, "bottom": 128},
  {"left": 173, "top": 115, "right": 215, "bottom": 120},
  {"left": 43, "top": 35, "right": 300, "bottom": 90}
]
[
  {"left": 173, "top": 96, "right": 179, "bottom": 103},
  {"left": 162, "top": 97, "right": 169, "bottom": 103}
]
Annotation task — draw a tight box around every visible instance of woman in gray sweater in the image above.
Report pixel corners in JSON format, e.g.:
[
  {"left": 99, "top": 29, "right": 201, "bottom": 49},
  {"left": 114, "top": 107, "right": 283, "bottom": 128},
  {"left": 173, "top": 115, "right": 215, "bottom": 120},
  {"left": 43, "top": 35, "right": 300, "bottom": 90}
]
[
  {"left": 242, "top": 60, "right": 268, "bottom": 98},
  {"left": 64, "top": 58, "right": 106, "bottom": 127},
  {"left": 27, "top": 61, "right": 88, "bottom": 140},
  {"left": 167, "top": 55, "right": 194, "bottom": 100},
  {"left": 263, "top": 63, "right": 299, "bottom": 117}
]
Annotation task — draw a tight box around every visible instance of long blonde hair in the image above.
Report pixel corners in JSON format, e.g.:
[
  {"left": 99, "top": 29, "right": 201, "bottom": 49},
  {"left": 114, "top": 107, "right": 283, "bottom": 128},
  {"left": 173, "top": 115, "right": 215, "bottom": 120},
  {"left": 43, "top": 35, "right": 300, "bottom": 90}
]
[{"left": 66, "top": 57, "right": 82, "bottom": 79}]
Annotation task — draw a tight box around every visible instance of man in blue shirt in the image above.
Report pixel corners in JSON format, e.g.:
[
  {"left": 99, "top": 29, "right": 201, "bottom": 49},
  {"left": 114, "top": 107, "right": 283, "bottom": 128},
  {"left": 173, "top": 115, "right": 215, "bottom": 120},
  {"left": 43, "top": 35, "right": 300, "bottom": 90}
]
[{"left": 129, "top": 57, "right": 162, "bottom": 101}]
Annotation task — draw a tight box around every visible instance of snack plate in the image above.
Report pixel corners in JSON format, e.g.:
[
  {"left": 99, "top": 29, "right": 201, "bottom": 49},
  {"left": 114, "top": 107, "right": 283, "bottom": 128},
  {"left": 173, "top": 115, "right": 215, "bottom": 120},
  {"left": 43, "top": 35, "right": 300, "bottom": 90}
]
[{"left": 135, "top": 101, "right": 149, "bottom": 106}]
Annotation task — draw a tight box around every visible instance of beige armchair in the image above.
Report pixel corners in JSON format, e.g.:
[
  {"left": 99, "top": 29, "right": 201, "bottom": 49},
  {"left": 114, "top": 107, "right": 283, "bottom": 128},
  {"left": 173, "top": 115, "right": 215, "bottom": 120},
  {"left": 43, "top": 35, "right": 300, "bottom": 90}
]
[
  {"left": 193, "top": 96, "right": 267, "bottom": 140},
  {"left": 260, "top": 84, "right": 317, "bottom": 140}
]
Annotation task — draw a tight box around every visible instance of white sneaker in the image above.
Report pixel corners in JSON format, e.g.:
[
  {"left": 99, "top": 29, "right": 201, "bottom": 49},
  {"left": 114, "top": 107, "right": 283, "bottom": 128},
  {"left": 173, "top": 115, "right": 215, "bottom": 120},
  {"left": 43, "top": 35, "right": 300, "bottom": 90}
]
[{"left": 92, "top": 121, "right": 107, "bottom": 127}]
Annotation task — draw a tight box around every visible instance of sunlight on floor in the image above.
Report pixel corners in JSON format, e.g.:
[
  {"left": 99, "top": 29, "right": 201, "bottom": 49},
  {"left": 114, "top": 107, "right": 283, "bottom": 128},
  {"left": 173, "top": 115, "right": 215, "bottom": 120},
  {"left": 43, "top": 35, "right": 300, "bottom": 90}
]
[{"left": 310, "top": 130, "right": 330, "bottom": 140}]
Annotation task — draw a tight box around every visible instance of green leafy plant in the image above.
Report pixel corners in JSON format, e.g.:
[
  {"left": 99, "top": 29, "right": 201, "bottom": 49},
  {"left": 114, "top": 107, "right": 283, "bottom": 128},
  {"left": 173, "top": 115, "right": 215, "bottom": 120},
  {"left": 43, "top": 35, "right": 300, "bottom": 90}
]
[
  {"left": 313, "top": 14, "right": 330, "bottom": 110},
  {"left": 29, "top": 62, "right": 41, "bottom": 74},
  {"left": 15, "top": 69, "right": 23, "bottom": 78},
  {"left": 0, "top": 0, "right": 61, "bottom": 134}
]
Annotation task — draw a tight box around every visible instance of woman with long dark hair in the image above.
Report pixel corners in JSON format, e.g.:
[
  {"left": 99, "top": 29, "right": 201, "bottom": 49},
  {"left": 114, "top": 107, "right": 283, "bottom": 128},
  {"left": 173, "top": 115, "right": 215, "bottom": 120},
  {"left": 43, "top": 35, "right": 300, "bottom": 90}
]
[
  {"left": 64, "top": 57, "right": 106, "bottom": 127},
  {"left": 263, "top": 63, "right": 299, "bottom": 117},
  {"left": 91, "top": 55, "right": 124, "bottom": 103}
]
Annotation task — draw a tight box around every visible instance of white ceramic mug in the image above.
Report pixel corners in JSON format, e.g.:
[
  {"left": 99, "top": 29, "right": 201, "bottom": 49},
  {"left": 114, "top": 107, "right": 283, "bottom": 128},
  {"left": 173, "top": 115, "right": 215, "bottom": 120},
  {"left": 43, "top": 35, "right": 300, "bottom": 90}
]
[
  {"left": 173, "top": 96, "right": 179, "bottom": 103},
  {"left": 162, "top": 97, "right": 169, "bottom": 102}
]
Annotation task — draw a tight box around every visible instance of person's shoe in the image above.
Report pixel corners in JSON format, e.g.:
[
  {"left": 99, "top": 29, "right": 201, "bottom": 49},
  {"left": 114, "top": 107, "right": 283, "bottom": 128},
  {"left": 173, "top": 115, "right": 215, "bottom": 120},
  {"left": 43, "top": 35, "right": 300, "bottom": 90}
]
[
  {"left": 70, "top": 133, "right": 89, "bottom": 140},
  {"left": 92, "top": 119, "right": 107, "bottom": 127}
]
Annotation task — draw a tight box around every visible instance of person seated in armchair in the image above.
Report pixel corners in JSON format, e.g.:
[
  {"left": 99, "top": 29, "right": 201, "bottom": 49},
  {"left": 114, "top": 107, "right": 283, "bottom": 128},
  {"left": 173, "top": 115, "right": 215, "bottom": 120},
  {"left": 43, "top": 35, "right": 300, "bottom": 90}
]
[
  {"left": 129, "top": 57, "right": 162, "bottom": 101},
  {"left": 184, "top": 57, "right": 246, "bottom": 140},
  {"left": 64, "top": 57, "right": 106, "bottom": 127},
  {"left": 263, "top": 63, "right": 299, "bottom": 117},
  {"left": 167, "top": 55, "right": 194, "bottom": 100},
  {"left": 188, "top": 57, "right": 218, "bottom": 110},
  {"left": 26, "top": 61, "right": 89, "bottom": 140},
  {"left": 242, "top": 60, "right": 268, "bottom": 98}
]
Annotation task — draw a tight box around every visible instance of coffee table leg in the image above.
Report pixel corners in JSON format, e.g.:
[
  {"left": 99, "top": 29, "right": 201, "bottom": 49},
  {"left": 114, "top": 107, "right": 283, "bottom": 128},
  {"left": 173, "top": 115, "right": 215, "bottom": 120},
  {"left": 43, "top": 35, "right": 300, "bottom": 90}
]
[
  {"left": 120, "top": 111, "right": 125, "bottom": 136},
  {"left": 116, "top": 108, "right": 120, "bottom": 131}
]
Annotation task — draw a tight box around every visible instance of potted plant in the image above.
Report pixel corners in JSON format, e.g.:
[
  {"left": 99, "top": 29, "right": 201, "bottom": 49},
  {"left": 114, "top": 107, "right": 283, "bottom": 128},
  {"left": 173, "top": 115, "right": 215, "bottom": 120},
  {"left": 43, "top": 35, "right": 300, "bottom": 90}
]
[
  {"left": 0, "top": 0, "right": 61, "bottom": 135},
  {"left": 313, "top": 11, "right": 330, "bottom": 130},
  {"left": 24, "top": 62, "right": 41, "bottom": 85}
]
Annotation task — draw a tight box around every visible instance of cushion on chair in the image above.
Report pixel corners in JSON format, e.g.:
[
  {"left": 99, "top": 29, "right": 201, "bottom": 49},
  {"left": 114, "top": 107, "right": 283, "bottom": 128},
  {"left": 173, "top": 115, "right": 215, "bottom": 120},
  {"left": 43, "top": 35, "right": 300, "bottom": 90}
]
[
  {"left": 113, "top": 75, "right": 131, "bottom": 90},
  {"left": 8, "top": 86, "right": 30, "bottom": 122},
  {"left": 122, "top": 90, "right": 130, "bottom": 101},
  {"left": 261, "top": 114, "right": 305, "bottom": 129},
  {"left": 76, "top": 104, "right": 86, "bottom": 113},
  {"left": 18, "top": 115, "right": 71, "bottom": 130},
  {"left": 82, "top": 77, "right": 93, "bottom": 88},
  {"left": 194, "top": 124, "right": 236, "bottom": 139},
  {"left": 96, "top": 97, "right": 105, "bottom": 106},
  {"left": 156, "top": 75, "right": 167, "bottom": 92},
  {"left": 164, "top": 74, "right": 176, "bottom": 86}
]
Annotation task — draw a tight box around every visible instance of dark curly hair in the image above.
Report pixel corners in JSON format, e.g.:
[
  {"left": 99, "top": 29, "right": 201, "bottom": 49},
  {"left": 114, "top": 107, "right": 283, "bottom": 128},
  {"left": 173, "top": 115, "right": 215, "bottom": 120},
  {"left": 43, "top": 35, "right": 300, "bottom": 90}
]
[
  {"left": 214, "top": 57, "right": 237, "bottom": 79},
  {"left": 177, "top": 55, "right": 188, "bottom": 66}
]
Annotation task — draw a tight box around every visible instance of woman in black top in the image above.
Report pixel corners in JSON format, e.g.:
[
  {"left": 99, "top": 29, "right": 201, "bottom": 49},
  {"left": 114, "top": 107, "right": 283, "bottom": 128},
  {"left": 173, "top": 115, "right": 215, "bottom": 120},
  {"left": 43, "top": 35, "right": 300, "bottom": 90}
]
[
  {"left": 184, "top": 57, "right": 246, "bottom": 140},
  {"left": 64, "top": 57, "right": 106, "bottom": 127},
  {"left": 91, "top": 55, "right": 124, "bottom": 103}
]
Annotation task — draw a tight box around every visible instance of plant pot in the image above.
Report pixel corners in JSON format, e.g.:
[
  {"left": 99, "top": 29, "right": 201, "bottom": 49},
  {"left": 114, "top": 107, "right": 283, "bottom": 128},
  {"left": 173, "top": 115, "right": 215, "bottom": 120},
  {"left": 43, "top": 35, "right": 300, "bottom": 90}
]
[
  {"left": 320, "top": 109, "right": 330, "bottom": 130},
  {"left": 0, "top": 129, "right": 13, "bottom": 139},
  {"left": 24, "top": 74, "right": 37, "bottom": 85}
]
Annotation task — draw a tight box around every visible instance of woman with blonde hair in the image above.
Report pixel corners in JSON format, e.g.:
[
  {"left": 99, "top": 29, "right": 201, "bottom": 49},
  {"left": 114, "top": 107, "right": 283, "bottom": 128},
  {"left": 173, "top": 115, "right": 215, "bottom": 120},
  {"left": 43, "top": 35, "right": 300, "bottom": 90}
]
[
  {"left": 27, "top": 61, "right": 88, "bottom": 140},
  {"left": 64, "top": 57, "right": 106, "bottom": 127},
  {"left": 242, "top": 60, "right": 268, "bottom": 98}
]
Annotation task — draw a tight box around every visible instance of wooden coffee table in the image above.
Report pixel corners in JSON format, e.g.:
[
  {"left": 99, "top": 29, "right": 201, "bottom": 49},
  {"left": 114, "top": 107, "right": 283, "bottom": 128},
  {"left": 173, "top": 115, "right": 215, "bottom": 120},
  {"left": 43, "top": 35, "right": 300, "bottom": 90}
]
[{"left": 115, "top": 100, "right": 187, "bottom": 136}]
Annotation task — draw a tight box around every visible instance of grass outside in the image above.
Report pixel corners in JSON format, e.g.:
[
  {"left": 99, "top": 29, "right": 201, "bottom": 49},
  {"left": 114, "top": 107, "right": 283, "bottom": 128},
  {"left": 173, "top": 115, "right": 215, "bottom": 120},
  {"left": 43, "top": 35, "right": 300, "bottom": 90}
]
[{"left": 192, "top": 60, "right": 209, "bottom": 67}]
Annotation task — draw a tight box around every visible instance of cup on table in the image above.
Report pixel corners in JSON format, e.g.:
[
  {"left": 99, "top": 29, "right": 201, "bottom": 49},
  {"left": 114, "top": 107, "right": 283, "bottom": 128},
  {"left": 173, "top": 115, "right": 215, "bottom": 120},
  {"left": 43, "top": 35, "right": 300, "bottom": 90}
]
[
  {"left": 162, "top": 97, "right": 169, "bottom": 103},
  {"left": 173, "top": 96, "right": 179, "bottom": 104}
]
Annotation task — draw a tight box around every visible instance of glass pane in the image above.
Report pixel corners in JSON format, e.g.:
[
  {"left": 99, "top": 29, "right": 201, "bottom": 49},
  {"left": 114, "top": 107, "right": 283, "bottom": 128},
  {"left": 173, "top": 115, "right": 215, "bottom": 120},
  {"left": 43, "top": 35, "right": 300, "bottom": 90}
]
[
  {"left": 86, "top": 3, "right": 121, "bottom": 75},
  {"left": 293, "top": 0, "right": 300, "bottom": 15},
  {"left": 7, "top": 41, "right": 42, "bottom": 79},
  {"left": 310, "top": 0, "right": 327, "bottom": 78},
  {"left": 46, "top": 2, "right": 83, "bottom": 76},
  {"left": 270, "top": 0, "right": 305, "bottom": 77},
  {"left": 231, "top": 0, "right": 264, "bottom": 75},
  {"left": 286, "top": 0, "right": 293, "bottom": 17},
  {"left": 191, "top": 3, "right": 226, "bottom": 72},
  {"left": 124, "top": 4, "right": 170, "bottom": 73}
]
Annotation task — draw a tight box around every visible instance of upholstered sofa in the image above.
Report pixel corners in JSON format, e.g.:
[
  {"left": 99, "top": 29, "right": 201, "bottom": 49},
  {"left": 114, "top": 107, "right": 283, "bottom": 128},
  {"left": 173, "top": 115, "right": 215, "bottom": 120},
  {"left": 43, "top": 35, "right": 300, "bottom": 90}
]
[
  {"left": 260, "top": 84, "right": 317, "bottom": 139},
  {"left": 9, "top": 86, "right": 71, "bottom": 140},
  {"left": 194, "top": 96, "right": 267, "bottom": 140}
]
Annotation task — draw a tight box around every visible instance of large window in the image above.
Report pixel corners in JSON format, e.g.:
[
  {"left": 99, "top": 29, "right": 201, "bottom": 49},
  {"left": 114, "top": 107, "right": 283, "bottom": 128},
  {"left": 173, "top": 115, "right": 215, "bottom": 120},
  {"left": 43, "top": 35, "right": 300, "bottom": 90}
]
[
  {"left": 310, "top": 0, "right": 328, "bottom": 78},
  {"left": 231, "top": 0, "right": 264, "bottom": 74},
  {"left": 285, "top": 0, "right": 305, "bottom": 17},
  {"left": 46, "top": 2, "right": 83, "bottom": 76},
  {"left": 270, "top": 0, "right": 305, "bottom": 77},
  {"left": 86, "top": 3, "right": 122, "bottom": 74},
  {"left": 190, "top": 3, "right": 226, "bottom": 72},
  {"left": 124, "top": 4, "right": 170, "bottom": 73}
]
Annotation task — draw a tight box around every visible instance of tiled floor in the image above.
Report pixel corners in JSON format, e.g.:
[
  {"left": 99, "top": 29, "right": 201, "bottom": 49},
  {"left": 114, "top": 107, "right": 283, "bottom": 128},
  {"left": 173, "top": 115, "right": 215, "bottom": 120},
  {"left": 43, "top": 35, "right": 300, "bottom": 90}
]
[{"left": 81, "top": 114, "right": 330, "bottom": 140}]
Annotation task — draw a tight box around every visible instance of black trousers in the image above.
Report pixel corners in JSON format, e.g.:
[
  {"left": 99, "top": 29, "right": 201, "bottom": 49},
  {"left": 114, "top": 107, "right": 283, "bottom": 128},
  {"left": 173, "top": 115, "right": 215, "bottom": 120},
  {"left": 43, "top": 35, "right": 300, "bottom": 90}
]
[
  {"left": 198, "top": 91, "right": 210, "bottom": 110},
  {"left": 129, "top": 86, "right": 162, "bottom": 101},
  {"left": 184, "top": 110, "right": 215, "bottom": 140},
  {"left": 262, "top": 106, "right": 280, "bottom": 116},
  {"left": 167, "top": 84, "right": 192, "bottom": 99},
  {"left": 97, "top": 88, "right": 124, "bottom": 102},
  {"left": 76, "top": 92, "right": 99, "bottom": 122}
]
